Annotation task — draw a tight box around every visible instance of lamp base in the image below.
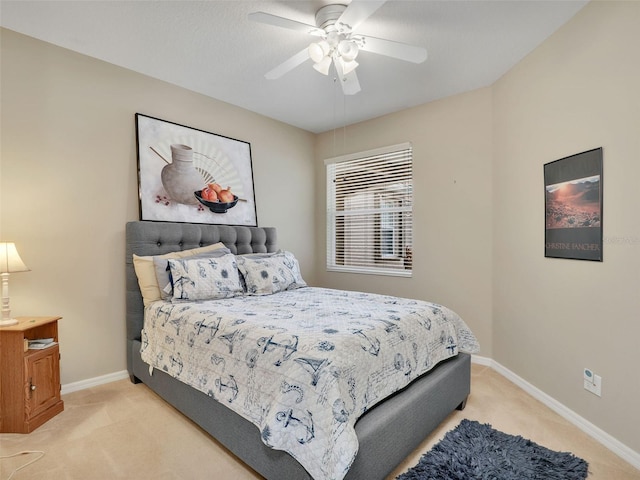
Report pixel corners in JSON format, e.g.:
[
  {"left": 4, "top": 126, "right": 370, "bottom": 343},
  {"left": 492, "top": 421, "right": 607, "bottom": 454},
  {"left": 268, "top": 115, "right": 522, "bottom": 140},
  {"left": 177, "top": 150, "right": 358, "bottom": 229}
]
[{"left": 0, "top": 317, "right": 19, "bottom": 327}]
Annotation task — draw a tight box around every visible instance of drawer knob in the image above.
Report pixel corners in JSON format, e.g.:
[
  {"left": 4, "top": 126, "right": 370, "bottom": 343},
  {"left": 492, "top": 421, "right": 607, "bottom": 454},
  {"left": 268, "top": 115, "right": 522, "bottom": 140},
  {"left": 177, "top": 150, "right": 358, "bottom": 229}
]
[{"left": 30, "top": 385, "right": 37, "bottom": 391}]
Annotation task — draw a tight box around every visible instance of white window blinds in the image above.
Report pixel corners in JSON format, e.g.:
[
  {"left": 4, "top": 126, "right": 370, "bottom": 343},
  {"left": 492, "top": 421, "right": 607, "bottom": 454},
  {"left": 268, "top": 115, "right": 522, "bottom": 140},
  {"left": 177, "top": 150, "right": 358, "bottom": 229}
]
[{"left": 325, "top": 143, "right": 413, "bottom": 277}]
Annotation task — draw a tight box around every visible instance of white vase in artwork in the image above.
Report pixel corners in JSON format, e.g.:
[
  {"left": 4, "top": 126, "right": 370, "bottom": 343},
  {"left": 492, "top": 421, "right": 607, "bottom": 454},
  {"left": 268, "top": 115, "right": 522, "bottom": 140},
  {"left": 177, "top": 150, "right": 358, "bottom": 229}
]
[{"left": 161, "top": 144, "right": 203, "bottom": 205}]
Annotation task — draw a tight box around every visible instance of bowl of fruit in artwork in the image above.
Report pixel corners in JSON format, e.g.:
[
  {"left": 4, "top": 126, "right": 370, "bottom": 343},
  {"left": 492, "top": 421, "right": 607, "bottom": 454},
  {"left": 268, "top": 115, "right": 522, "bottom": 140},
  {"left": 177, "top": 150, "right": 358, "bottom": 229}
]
[{"left": 195, "top": 183, "right": 238, "bottom": 213}]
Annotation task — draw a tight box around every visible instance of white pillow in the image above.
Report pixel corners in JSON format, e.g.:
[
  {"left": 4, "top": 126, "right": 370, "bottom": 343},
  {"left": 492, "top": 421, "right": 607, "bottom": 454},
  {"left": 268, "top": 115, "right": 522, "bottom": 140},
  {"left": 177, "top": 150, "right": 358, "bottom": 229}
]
[
  {"left": 236, "top": 250, "right": 306, "bottom": 295},
  {"left": 169, "top": 254, "right": 243, "bottom": 301}
]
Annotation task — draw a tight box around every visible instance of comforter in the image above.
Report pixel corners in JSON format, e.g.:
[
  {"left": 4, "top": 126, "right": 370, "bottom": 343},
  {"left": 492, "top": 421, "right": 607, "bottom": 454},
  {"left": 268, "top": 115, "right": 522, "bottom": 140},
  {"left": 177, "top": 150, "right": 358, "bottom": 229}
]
[{"left": 141, "top": 287, "right": 479, "bottom": 480}]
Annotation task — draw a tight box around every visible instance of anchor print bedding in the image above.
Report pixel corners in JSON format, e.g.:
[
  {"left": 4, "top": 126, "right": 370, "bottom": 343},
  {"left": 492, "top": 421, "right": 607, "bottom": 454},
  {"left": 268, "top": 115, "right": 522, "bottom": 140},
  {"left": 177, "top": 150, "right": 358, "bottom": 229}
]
[{"left": 140, "top": 287, "right": 479, "bottom": 480}]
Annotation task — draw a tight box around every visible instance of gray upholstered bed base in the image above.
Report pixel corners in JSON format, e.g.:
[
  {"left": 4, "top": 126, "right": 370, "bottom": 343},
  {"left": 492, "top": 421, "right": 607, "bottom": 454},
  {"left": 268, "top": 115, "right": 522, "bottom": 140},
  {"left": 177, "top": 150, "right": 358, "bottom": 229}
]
[{"left": 126, "top": 221, "right": 470, "bottom": 480}]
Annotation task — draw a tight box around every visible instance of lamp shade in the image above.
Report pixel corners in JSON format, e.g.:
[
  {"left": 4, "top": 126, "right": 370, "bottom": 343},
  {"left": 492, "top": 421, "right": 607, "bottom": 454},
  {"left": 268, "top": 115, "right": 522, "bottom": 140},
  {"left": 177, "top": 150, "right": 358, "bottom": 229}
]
[{"left": 0, "top": 243, "right": 30, "bottom": 273}]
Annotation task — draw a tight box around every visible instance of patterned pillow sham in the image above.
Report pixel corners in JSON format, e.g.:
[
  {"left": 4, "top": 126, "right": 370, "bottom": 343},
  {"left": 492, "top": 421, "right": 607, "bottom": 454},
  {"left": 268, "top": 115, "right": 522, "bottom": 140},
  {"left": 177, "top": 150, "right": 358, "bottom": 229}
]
[
  {"left": 236, "top": 251, "right": 278, "bottom": 291},
  {"left": 153, "top": 247, "right": 231, "bottom": 300},
  {"left": 168, "top": 254, "right": 243, "bottom": 301},
  {"left": 132, "top": 242, "right": 226, "bottom": 305},
  {"left": 236, "top": 250, "right": 307, "bottom": 295}
]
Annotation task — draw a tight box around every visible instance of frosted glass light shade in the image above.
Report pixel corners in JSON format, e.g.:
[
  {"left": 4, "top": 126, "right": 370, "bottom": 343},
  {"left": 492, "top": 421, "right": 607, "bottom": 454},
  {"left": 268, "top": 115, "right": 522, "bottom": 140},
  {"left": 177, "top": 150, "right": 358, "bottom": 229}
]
[
  {"left": 308, "top": 40, "right": 331, "bottom": 63},
  {"left": 326, "top": 31, "right": 340, "bottom": 48},
  {"left": 338, "top": 40, "right": 359, "bottom": 62},
  {"left": 340, "top": 58, "right": 359, "bottom": 75},
  {"left": 313, "top": 56, "right": 332, "bottom": 75}
]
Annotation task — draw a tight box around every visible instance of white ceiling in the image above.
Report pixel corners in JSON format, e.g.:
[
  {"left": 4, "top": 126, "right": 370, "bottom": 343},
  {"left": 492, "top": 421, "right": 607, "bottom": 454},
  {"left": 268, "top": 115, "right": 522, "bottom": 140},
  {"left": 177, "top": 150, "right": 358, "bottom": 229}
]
[{"left": 0, "top": 0, "right": 588, "bottom": 133}]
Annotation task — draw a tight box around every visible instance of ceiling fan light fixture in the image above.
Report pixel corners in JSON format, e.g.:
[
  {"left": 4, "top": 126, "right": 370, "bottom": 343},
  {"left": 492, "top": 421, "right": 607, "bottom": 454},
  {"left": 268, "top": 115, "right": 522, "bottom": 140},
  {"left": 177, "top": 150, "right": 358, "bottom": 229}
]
[
  {"left": 251, "top": 1, "right": 427, "bottom": 96},
  {"left": 308, "top": 40, "right": 331, "bottom": 63},
  {"left": 313, "top": 56, "right": 332, "bottom": 75}
]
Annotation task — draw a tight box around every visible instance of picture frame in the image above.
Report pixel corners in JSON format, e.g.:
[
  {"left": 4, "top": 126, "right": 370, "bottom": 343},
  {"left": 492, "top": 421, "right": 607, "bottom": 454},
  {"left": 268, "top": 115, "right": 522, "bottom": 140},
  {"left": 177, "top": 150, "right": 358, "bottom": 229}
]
[
  {"left": 544, "top": 147, "right": 603, "bottom": 261},
  {"left": 135, "top": 113, "right": 258, "bottom": 226}
]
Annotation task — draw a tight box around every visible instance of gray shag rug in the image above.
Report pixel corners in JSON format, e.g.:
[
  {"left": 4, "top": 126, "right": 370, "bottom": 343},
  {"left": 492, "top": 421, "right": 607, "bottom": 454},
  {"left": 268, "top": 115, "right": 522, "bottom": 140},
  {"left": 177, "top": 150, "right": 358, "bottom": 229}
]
[{"left": 397, "top": 419, "right": 589, "bottom": 480}]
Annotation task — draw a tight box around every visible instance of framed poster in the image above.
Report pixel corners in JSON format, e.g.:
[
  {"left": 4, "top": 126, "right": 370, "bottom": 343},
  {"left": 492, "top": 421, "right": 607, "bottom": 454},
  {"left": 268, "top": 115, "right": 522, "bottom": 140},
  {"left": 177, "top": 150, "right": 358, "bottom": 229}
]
[
  {"left": 544, "top": 147, "right": 603, "bottom": 261},
  {"left": 135, "top": 113, "right": 257, "bottom": 226}
]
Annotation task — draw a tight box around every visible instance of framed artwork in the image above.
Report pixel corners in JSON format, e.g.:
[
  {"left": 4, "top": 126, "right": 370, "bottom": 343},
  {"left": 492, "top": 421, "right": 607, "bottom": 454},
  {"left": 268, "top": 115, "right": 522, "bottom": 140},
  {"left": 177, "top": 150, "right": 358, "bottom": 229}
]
[
  {"left": 544, "top": 147, "right": 603, "bottom": 261},
  {"left": 135, "top": 113, "right": 257, "bottom": 226}
]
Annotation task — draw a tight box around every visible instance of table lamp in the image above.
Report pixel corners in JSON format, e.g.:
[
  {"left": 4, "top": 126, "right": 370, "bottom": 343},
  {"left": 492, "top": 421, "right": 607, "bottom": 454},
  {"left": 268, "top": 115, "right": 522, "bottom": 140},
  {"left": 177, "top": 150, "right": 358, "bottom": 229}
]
[{"left": 0, "top": 242, "right": 30, "bottom": 326}]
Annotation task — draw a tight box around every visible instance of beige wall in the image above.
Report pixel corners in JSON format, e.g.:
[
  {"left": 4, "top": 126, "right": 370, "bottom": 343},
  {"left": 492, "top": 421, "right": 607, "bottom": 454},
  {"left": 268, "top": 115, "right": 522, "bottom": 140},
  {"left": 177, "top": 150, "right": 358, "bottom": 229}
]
[
  {"left": 314, "top": 88, "right": 494, "bottom": 357},
  {"left": 493, "top": 1, "right": 640, "bottom": 453},
  {"left": 316, "top": 0, "right": 640, "bottom": 458},
  {"left": 0, "top": 29, "right": 316, "bottom": 385}
]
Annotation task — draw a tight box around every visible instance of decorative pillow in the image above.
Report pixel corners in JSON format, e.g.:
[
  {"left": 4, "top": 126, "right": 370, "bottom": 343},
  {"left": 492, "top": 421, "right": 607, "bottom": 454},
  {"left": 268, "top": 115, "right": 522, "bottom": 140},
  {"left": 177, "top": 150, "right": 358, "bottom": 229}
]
[
  {"left": 153, "top": 247, "right": 231, "bottom": 300},
  {"left": 236, "top": 250, "right": 307, "bottom": 295},
  {"left": 132, "top": 242, "right": 226, "bottom": 305},
  {"left": 169, "top": 254, "right": 243, "bottom": 301},
  {"left": 236, "top": 251, "right": 278, "bottom": 291}
]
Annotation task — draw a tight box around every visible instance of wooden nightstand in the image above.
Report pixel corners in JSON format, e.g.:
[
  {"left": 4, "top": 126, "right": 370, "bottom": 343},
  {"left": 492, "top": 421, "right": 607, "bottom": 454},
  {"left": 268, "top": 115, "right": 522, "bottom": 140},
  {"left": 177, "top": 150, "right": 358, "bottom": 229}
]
[{"left": 0, "top": 316, "right": 64, "bottom": 433}]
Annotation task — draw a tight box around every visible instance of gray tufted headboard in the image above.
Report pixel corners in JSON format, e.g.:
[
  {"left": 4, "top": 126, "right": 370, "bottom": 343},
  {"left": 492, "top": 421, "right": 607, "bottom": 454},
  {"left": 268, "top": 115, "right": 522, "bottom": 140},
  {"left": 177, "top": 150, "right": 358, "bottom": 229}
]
[{"left": 125, "top": 221, "right": 277, "bottom": 376}]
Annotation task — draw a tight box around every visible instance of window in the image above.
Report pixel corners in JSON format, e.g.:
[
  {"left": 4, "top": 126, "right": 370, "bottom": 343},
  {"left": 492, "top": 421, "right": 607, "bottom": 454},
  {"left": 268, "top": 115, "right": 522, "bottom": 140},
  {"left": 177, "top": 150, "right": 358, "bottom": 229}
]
[{"left": 325, "top": 143, "right": 413, "bottom": 277}]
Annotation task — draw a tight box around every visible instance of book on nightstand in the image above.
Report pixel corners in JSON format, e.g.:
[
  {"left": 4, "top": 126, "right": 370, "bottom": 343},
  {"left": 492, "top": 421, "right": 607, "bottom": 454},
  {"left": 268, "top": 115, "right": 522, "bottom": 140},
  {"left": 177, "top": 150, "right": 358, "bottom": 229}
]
[{"left": 28, "top": 338, "right": 58, "bottom": 350}]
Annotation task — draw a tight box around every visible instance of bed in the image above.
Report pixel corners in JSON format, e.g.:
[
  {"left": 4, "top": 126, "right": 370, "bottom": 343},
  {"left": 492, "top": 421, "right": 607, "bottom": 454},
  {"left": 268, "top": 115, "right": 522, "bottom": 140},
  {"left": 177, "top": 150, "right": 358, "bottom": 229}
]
[{"left": 126, "top": 220, "right": 477, "bottom": 480}]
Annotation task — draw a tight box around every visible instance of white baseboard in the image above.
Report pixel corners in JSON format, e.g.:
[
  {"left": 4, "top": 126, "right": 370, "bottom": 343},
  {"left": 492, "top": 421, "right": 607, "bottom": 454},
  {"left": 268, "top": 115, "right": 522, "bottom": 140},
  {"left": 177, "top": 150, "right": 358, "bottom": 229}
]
[
  {"left": 61, "top": 370, "right": 129, "bottom": 395},
  {"left": 63, "top": 359, "right": 640, "bottom": 471},
  {"left": 472, "top": 354, "right": 640, "bottom": 471},
  {"left": 470, "top": 354, "right": 492, "bottom": 366}
]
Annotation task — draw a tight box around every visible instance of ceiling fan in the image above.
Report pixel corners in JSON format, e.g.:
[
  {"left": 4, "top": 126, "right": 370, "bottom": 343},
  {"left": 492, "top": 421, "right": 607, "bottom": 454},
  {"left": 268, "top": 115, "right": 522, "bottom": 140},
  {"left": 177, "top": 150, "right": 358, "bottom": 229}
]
[{"left": 248, "top": 0, "right": 428, "bottom": 95}]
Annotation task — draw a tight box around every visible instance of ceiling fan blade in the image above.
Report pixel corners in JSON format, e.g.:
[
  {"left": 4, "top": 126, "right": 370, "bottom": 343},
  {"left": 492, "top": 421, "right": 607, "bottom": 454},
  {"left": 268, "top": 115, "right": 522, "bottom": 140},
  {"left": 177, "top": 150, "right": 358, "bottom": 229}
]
[
  {"left": 357, "top": 34, "right": 428, "bottom": 63},
  {"left": 341, "top": 72, "right": 361, "bottom": 96},
  {"left": 334, "top": 60, "right": 361, "bottom": 95},
  {"left": 265, "top": 48, "right": 310, "bottom": 80},
  {"left": 336, "top": 0, "right": 386, "bottom": 32},
  {"left": 248, "top": 12, "right": 324, "bottom": 36}
]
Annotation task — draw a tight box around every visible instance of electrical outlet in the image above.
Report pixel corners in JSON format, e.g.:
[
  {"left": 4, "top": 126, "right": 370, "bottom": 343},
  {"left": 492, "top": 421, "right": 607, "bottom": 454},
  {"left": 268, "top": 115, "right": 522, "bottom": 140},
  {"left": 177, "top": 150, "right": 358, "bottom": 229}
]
[
  {"left": 593, "top": 374, "right": 602, "bottom": 396},
  {"left": 583, "top": 368, "right": 602, "bottom": 397}
]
